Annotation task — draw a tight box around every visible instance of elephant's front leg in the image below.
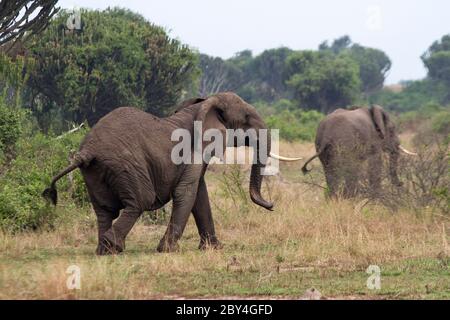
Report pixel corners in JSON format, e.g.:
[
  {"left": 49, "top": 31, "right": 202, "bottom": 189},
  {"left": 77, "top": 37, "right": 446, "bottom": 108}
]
[
  {"left": 157, "top": 166, "right": 202, "bottom": 252},
  {"left": 388, "top": 152, "right": 402, "bottom": 187},
  {"left": 192, "top": 177, "right": 222, "bottom": 250},
  {"left": 157, "top": 184, "right": 198, "bottom": 252}
]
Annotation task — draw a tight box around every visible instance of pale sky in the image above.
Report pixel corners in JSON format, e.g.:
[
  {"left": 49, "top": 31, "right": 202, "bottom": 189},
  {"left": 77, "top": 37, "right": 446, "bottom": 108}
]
[{"left": 59, "top": 0, "right": 450, "bottom": 84}]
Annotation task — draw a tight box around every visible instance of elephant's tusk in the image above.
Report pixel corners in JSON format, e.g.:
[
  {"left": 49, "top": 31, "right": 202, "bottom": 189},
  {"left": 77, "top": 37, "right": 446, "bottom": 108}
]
[
  {"left": 270, "top": 152, "right": 302, "bottom": 161},
  {"left": 399, "top": 145, "right": 418, "bottom": 156}
]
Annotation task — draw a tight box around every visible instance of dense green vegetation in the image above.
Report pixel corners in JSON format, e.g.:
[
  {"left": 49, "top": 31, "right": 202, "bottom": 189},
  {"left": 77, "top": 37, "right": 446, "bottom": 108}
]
[
  {"left": 26, "top": 8, "right": 199, "bottom": 130},
  {"left": 0, "top": 7, "right": 449, "bottom": 231},
  {"left": 370, "top": 79, "right": 448, "bottom": 112},
  {"left": 254, "top": 99, "right": 324, "bottom": 141},
  {"left": 0, "top": 129, "right": 88, "bottom": 232},
  {"left": 369, "top": 35, "right": 450, "bottom": 112},
  {"left": 197, "top": 36, "right": 391, "bottom": 110}
]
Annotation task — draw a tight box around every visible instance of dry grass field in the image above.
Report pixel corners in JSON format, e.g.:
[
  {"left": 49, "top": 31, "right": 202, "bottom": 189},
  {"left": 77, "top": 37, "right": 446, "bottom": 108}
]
[{"left": 0, "top": 140, "right": 448, "bottom": 299}]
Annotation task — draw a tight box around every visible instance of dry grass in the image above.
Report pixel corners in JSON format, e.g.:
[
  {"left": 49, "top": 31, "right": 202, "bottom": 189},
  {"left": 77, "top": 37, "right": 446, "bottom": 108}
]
[{"left": 0, "top": 140, "right": 448, "bottom": 299}]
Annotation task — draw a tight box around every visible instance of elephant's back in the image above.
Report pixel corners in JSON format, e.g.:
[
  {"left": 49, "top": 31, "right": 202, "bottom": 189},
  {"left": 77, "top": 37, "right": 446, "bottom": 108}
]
[
  {"left": 321, "top": 109, "right": 372, "bottom": 132},
  {"left": 80, "top": 107, "right": 165, "bottom": 155},
  {"left": 88, "top": 106, "right": 160, "bottom": 137},
  {"left": 316, "top": 108, "right": 374, "bottom": 150},
  {"left": 78, "top": 107, "right": 178, "bottom": 209}
]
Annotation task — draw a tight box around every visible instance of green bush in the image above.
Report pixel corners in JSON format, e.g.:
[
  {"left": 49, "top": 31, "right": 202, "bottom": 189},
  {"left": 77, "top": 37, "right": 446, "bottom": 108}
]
[
  {"left": 266, "top": 109, "right": 324, "bottom": 141},
  {"left": 0, "top": 103, "right": 24, "bottom": 160},
  {"left": 403, "top": 102, "right": 450, "bottom": 126},
  {"left": 369, "top": 79, "right": 448, "bottom": 112},
  {"left": 0, "top": 53, "right": 29, "bottom": 161},
  {"left": 0, "top": 128, "right": 89, "bottom": 232},
  {"left": 27, "top": 8, "right": 199, "bottom": 129},
  {"left": 431, "top": 110, "right": 450, "bottom": 136}
]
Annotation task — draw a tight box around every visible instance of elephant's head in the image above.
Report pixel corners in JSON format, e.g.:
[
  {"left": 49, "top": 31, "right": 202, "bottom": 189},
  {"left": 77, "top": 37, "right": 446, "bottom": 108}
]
[
  {"left": 194, "top": 92, "right": 300, "bottom": 210},
  {"left": 371, "top": 105, "right": 416, "bottom": 186}
]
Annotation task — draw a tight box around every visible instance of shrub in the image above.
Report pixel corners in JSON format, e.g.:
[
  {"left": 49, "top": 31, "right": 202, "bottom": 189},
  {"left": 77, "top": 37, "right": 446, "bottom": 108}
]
[
  {"left": 27, "top": 8, "right": 199, "bottom": 129},
  {"left": 0, "top": 53, "right": 29, "bottom": 161},
  {"left": 397, "top": 103, "right": 450, "bottom": 134},
  {"left": 364, "top": 118, "right": 449, "bottom": 213},
  {"left": 0, "top": 127, "right": 89, "bottom": 232},
  {"left": 369, "top": 79, "right": 448, "bottom": 112},
  {"left": 0, "top": 102, "right": 24, "bottom": 161},
  {"left": 216, "top": 164, "right": 250, "bottom": 214},
  {"left": 381, "top": 139, "right": 449, "bottom": 214},
  {"left": 431, "top": 110, "right": 450, "bottom": 137},
  {"left": 266, "top": 109, "right": 324, "bottom": 141}
]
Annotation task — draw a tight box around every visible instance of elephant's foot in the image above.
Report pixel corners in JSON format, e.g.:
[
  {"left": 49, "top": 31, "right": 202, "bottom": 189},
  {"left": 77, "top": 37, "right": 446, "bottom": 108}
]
[
  {"left": 198, "top": 236, "right": 223, "bottom": 250},
  {"left": 96, "top": 237, "right": 123, "bottom": 255},
  {"left": 96, "top": 231, "right": 124, "bottom": 256},
  {"left": 157, "top": 238, "right": 180, "bottom": 253}
]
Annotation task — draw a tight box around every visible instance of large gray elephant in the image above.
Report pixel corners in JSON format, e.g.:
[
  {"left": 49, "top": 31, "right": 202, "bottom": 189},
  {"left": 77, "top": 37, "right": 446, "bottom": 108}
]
[
  {"left": 43, "top": 92, "right": 300, "bottom": 255},
  {"left": 301, "top": 105, "right": 416, "bottom": 198}
]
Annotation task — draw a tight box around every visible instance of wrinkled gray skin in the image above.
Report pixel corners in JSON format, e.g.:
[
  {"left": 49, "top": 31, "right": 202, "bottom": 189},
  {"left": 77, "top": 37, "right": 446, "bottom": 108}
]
[
  {"left": 43, "top": 92, "right": 273, "bottom": 255},
  {"left": 302, "top": 105, "right": 402, "bottom": 198}
]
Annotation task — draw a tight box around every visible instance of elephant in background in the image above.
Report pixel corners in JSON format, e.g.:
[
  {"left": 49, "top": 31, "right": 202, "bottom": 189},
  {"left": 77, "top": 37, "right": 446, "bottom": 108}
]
[
  {"left": 302, "top": 105, "right": 417, "bottom": 198},
  {"left": 43, "top": 92, "right": 300, "bottom": 255}
]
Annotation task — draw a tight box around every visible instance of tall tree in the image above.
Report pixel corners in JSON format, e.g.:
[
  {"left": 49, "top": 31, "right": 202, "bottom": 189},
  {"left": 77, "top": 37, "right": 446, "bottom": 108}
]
[
  {"left": 247, "top": 47, "right": 293, "bottom": 101},
  {"left": 422, "top": 34, "right": 450, "bottom": 84},
  {"left": 347, "top": 44, "right": 391, "bottom": 96},
  {"left": 26, "top": 8, "right": 199, "bottom": 129},
  {"left": 197, "top": 54, "right": 243, "bottom": 96},
  {"left": 320, "top": 35, "right": 391, "bottom": 96},
  {"left": 285, "top": 51, "right": 361, "bottom": 113},
  {"left": 330, "top": 35, "right": 352, "bottom": 54}
]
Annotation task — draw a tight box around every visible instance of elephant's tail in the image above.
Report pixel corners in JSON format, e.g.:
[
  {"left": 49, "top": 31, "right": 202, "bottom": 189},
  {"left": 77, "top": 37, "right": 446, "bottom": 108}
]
[
  {"left": 42, "top": 151, "right": 93, "bottom": 205},
  {"left": 301, "top": 150, "right": 322, "bottom": 174}
]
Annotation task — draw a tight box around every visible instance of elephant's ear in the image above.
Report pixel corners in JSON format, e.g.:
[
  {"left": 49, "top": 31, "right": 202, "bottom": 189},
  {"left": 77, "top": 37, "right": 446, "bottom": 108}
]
[
  {"left": 371, "top": 105, "right": 387, "bottom": 139},
  {"left": 194, "top": 97, "right": 228, "bottom": 159},
  {"left": 195, "top": 96, "right": 227, "bottom": 131},
  {"left": 173, "top": 97, "right": 206, "bottom": 114}
]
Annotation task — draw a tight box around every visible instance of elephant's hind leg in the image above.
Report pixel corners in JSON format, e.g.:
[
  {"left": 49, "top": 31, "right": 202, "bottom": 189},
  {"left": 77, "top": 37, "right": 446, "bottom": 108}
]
[
  {"left": 91, "top": 192, "right": 121, "bottom": 245},
  {"left": 95, "top": 206, "right": 120, "bottom": 255},
  {"left": 323, "top": 164, "right": 341, "bottom": 199},
  {"left": 82, "top": 169, "right": 121, "bottom": 255},
  {"left": 101, "top": 205, "right": 143, "bottom": 255},
  {"left": 320, "top": 148, "right": 342, "bottom": 199},
  {"left": 343, "top": 164, "right": 360, "bottom": 198},
  {"left": 100, "top": 172, "right": 155, "bottom": 254}
]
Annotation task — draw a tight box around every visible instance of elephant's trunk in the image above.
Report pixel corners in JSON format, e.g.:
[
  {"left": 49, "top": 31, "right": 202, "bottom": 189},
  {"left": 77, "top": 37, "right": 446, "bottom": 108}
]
[
  {"left": 249, "top": 131, "right": 273, "bottom": 211},
  {"left": 389, "top": 150, "right": 402, "bottom": 187}
]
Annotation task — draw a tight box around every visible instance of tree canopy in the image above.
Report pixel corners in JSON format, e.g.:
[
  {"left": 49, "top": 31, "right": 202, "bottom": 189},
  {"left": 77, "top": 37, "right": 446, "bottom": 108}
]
[
  {"left": 422, "top": 34, "right": 450, "bottom": 85},
  {"left": 285, "top": 51, "right": 361, "bottom": 113},
  {"left": 319, "top": 36, "right": 391, "bottom": 97},
  {"left": 198, "top": 35, "right": 390, "bottom": 113},
  {"left": 198, "top": 54, "right": 243, "bottom": 96},
  {"left": 370, "top": 34, "right": 450, "bottom": 111},
  {"left": 26, "top": 8, "right": 199, "bottom": 128}
]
